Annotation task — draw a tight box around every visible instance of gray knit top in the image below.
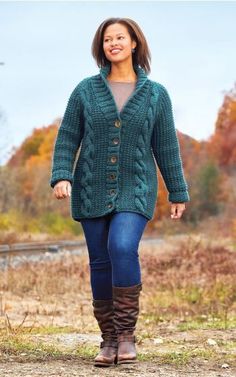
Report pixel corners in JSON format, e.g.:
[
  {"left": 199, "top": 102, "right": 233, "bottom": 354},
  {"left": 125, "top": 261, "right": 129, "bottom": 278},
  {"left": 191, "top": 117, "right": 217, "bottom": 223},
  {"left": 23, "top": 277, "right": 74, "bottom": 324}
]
[{"left": 107, "top": 80, "right": 136, "bottom": 113}]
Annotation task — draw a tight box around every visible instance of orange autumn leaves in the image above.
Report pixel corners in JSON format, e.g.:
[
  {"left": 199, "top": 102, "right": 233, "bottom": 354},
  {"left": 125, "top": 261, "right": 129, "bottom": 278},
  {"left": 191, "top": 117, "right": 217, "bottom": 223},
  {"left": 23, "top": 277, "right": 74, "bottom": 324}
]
[{"left": 208, "top": 85, "right": 236, "bottom": 169}]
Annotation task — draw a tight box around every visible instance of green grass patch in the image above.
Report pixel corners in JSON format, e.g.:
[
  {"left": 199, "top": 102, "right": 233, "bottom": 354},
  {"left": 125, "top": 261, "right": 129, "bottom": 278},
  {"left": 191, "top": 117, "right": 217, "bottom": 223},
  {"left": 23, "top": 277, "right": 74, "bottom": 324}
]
[
  {"left": 0, "top": 334, "right": 98, "bottom": 362},
  {"left": 1, "top": 333, "right": 236, "bottom": 366},
  {"left": 0, "top": 335, "right": 71, "bottom": 361},
  {"left": 74, "top": 344, "right": 98, "bottom": 359},
  {"left": 177, "top": 316, "right": 236, "bottom": 331},
  {"left": 138, "top": 347, "right": 236, "bottom": 366}
]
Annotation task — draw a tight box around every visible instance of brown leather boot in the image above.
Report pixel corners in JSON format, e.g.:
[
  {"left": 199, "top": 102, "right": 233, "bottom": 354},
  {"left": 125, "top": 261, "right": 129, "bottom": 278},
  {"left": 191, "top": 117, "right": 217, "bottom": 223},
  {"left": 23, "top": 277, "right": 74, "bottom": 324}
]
[
  {"left": 112, "top": 283, "right": 142, "bottom": 364},
  {"left": 92, "top": 299, "right": 118, "bottom": 367}
]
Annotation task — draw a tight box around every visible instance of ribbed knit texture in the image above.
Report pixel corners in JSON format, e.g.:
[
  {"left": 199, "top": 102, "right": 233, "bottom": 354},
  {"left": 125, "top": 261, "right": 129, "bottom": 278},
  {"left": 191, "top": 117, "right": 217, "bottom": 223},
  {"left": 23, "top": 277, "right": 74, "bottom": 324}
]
[{"left": 50, "top": 63, "right": 190, "bottom": 222}]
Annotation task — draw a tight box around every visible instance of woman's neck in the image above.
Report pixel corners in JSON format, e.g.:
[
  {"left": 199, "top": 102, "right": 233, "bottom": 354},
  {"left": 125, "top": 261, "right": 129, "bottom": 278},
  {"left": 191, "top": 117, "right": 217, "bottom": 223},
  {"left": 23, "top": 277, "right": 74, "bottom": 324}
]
[{"left": 107, "top": 63, "right": 137, "bottom": 83}]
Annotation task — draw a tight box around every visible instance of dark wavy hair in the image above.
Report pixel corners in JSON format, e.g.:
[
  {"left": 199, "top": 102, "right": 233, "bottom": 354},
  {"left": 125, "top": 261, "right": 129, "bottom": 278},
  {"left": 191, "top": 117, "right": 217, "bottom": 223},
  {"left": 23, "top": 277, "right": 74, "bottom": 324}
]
[{"left": 91, "top": 17, "right": 151, "bottom": 74}]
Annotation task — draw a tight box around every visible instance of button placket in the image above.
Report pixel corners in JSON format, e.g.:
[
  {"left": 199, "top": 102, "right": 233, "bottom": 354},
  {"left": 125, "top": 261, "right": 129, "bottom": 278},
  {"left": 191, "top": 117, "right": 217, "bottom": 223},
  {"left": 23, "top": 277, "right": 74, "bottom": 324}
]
[{"left": 106, "top": 119, "right": 121, "bottom": 210}]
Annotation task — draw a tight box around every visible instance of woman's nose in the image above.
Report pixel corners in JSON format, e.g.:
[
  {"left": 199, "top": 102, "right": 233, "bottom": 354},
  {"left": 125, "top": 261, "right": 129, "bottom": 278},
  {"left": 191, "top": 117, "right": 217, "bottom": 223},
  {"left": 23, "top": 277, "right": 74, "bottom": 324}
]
[{"left": 110, "top": 40, "right": 118, "bottom": 47}]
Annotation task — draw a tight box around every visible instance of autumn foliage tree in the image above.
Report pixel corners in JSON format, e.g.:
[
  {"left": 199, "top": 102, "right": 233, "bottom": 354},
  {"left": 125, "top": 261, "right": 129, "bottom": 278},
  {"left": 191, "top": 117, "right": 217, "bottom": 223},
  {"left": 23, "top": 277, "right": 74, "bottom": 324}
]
[
  {"left": 208, "top": 83, "right": 236, "bottom": 172},
  {"left": 3, "top": 121, "right": 61, "bottom": 216}
]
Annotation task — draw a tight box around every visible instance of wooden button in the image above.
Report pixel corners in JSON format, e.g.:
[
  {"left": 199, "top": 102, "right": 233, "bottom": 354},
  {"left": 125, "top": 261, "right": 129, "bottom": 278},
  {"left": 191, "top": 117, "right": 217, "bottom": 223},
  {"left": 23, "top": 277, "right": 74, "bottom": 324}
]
[
  {"left": 110, "top": 156, "right": 117, "bottom": 163},
  {"left": 109, "top": 173, "right": 116, "bottom": 180},
  {"left": 110, "top": 189, "right": 116, "bottom": 195},
  {"left": 115, "top": 120, "right": 121, "bottom": 128},
  {"left": 112, "top": 138, "right": 120, "bottom": 145}
]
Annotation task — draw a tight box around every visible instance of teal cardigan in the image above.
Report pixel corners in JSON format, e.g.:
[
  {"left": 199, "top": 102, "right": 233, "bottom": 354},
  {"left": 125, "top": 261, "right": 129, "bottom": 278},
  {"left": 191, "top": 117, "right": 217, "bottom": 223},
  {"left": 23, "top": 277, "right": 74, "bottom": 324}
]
[{"left": 50, "top": 63, "right": 190, "bottom": 222}]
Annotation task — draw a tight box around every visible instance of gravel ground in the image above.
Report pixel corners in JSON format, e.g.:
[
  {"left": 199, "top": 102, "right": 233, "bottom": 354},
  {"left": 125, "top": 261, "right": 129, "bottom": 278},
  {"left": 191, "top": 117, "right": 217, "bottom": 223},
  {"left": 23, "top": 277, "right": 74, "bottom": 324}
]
[
  {"left": 1, "top": 330, "right": 235, "bottom": 377},
  {"left": 0, "top": 360, "right": 235, "bottom": 377}
]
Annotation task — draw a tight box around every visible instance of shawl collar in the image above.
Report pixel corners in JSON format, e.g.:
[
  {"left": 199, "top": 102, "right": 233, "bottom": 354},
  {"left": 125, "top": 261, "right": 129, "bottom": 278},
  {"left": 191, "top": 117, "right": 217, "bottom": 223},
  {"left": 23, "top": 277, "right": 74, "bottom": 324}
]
[{"left": 91, "top": 63, "right": 150, "bottom": 123}]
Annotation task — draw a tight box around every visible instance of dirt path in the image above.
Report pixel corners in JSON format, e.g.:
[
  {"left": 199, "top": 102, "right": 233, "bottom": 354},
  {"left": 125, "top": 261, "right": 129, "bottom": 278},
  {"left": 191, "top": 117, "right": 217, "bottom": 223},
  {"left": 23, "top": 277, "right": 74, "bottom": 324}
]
[
  {"left": 0, "top": 359, "right": 235, "bottom": 377},
  {"left": 1, "top": 329, "right": 235, "bottom": 377}
]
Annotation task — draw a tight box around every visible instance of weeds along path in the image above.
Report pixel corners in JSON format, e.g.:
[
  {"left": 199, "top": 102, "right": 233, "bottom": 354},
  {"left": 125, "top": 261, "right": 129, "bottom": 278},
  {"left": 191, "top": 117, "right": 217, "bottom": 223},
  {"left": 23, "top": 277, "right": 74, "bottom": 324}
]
[{"left": 0, "top": 327, "right": 236, "bottom": 376}]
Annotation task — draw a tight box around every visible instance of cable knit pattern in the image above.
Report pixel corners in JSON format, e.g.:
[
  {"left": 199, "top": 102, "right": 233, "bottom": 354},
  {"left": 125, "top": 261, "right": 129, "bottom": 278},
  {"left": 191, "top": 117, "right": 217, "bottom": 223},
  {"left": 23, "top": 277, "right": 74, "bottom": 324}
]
[
  {"left": 50, "top": 63, "right": 190, "bottom": 222},
  {"left": 79, "top": 83, "right": 94, "bottom": 216},
  {"left": 134, "top": 86, "right": 158, "bottom": 212},
  {"left": 134, "top": 132, "right": 148, "bottom": 212}
]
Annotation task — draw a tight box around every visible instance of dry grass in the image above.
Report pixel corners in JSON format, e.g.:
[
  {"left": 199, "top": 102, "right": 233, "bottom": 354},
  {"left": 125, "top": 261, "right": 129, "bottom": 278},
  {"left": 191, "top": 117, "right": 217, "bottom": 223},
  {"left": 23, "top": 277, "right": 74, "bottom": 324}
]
[
  {"left": 140, "top": 235, "right": 236, "bottom": 328},
  {"left": 0, "top": 234, "right": 235, "bottom": 334}
]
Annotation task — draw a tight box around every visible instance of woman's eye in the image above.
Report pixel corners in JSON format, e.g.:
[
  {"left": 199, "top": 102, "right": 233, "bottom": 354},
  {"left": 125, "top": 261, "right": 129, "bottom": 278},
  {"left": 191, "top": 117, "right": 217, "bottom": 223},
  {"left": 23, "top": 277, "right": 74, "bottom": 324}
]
[{"left": 104, "top": 36, "right": 124, "bottom": 42}]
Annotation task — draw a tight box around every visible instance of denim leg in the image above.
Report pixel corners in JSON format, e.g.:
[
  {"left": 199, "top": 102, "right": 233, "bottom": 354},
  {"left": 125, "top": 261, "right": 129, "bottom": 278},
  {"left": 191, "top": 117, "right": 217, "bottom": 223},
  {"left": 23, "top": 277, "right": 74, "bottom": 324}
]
[
  {"left": 81, "top": 215, "right": 113, "bottom": 300},
  {"left": 107, "top": 211, "right": 148, "bottom": 287}
]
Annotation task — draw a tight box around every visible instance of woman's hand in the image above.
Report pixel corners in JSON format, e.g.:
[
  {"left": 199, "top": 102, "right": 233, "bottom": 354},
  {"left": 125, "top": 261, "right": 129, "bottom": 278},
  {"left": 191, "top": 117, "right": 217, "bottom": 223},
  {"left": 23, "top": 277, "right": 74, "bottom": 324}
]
[
  {"left": 53, "top": 180, "right": 71, "bottom": 200},
  {"left": 170, "top": 202, "right": 186, "bottom": 219}
]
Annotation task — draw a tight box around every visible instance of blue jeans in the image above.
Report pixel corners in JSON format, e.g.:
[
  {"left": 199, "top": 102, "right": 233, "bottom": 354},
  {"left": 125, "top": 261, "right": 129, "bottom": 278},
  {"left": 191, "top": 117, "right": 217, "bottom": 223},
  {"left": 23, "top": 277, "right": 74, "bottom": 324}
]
[{"left": 80, "top": 211, "right": 149, "bottom": 300}]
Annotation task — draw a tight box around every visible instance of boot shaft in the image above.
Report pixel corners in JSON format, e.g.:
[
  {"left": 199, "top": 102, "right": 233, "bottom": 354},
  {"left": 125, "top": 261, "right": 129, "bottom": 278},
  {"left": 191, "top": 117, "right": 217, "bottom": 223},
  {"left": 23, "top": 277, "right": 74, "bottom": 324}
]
[
  {"left": 92, "top": 299, "right": 117, "bottom": 342},
  {"left": 112, "top": 283, "right": 142, "bottom": 335}
]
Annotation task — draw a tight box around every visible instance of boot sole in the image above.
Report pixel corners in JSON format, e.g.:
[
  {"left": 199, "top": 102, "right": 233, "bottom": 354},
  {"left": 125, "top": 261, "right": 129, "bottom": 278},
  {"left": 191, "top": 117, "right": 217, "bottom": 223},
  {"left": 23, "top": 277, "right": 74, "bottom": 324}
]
[
  {"left": 94, "top": 362, "right": 114, "bottom": 367},
  {"left": 117, "top": 359, "right": 138, "bottom": 365},
  {"left": 94, "top": 356, "right": 118, "bottom": 367}
]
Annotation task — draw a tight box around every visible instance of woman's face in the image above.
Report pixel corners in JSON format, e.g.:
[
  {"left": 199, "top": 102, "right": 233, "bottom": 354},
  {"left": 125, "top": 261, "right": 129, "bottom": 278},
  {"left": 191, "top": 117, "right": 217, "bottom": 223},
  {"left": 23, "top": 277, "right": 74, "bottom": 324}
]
[{"left": 103, "top": 23, "right": 137, "bottom": 64}]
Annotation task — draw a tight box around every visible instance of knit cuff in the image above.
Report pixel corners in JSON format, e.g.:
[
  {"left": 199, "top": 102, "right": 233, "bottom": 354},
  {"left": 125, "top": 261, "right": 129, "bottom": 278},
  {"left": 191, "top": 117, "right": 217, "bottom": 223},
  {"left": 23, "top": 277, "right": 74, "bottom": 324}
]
[
  {"left": 168, "top": 190, "right": 190, "bottom": 203},
  {"left": 50, "top": 170, "right": 73, "bottom": 188}
]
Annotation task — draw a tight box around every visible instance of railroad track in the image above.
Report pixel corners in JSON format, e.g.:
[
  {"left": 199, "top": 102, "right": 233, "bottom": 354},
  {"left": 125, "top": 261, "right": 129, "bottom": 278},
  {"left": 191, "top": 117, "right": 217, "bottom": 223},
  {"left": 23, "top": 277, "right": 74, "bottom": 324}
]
[
  {"left": 0, "top": 240, "right": 86, "bottom": 255},
  {"left": 0, "top": 236, "right": 163, "bottom": 256}
]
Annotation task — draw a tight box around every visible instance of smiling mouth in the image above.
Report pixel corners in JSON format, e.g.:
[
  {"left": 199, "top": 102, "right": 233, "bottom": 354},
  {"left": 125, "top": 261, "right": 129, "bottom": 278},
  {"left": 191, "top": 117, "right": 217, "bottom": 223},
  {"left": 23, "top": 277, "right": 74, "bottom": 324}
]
[{"left": 110, "top": 49, "right": 122, "bottom": 54}]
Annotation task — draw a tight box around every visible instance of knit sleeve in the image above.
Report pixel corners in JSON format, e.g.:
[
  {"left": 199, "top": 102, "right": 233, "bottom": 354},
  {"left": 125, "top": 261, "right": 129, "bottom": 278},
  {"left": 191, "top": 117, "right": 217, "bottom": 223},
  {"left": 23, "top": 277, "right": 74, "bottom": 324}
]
[
  {"left": 50, "top": 85, "right": 84, "bottom": 188},
  {"left": 151, "top": 84, "right": 190, "bottom": 203}
]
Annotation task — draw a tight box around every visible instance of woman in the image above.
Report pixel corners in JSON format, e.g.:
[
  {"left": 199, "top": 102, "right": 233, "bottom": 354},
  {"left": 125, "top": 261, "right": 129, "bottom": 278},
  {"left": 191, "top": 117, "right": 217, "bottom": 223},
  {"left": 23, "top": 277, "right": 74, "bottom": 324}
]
[{"left": 50, "top": 17, "right": 190, "bottom": 367}]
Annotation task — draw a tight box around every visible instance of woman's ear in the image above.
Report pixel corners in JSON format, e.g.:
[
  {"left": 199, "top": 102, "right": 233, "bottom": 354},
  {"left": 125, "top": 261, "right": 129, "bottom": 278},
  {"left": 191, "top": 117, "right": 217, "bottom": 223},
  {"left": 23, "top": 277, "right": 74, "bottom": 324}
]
[{"left": 132, "top": 40, "right": 137, "bottom": 50}]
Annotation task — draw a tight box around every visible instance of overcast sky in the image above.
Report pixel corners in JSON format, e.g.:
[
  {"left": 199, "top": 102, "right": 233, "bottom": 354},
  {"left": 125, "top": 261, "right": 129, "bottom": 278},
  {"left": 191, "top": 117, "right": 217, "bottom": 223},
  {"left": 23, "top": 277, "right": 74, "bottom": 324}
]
[{"left": 0, "top": 1, "right": 236, "bottom": 164}]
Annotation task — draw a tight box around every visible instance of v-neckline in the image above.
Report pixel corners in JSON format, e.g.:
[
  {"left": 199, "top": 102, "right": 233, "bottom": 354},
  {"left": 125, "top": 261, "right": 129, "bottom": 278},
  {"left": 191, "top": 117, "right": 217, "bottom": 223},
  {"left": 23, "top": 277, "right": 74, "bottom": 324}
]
[
  {"left": 106, "top": 77, "right": 138, "bottom": 117},
  {"left": 92, "top": 63, "right": 149, "bottom": 123}
]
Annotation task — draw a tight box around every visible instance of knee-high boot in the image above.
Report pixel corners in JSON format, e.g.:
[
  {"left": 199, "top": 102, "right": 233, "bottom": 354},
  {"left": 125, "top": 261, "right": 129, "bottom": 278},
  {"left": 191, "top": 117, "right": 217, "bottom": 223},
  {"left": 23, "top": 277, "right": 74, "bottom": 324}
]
[
  {"left": 112, "top": 283, "right": 142, "bottom": 364},
  {"left": 92, "top": 299, "right": 118, "bottom": 367}
]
